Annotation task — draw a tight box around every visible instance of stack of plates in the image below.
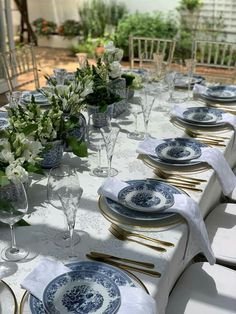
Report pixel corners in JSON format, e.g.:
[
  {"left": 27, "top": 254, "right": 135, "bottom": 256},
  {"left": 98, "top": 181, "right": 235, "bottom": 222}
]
[
  {"left": 0, "top": 112, "right": 9, "bottom": 130},
  {"left": 21, "top": 90, "right": 48, "bottom": 107},
  {"left": 28, "top": 261, "right": 145, "bottom": 314},
  {"left": 100, "top": 179, "right": 183, "bottom": 228},
  {"left": 175, "top": 107, "right": 226, "bottom": 129},
  {"left": 174, "top": 74, "right": 204, "bottom": 89},
  {"left": 200, "top": 85, "right": 236, "bottom": 104}
]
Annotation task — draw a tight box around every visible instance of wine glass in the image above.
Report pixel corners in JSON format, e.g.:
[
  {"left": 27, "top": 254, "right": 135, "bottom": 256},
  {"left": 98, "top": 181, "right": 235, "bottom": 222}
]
[
  {"left": 127, "top": 101, "right": 144, "bottom": 140},
  {"left": 53, "top": 68, "right": 67, "bottom": 85},
  {"left": 0, "top": 178, "right": 29, "bottom": 261},
  {"left": 47, "top": 165, "right": 81, "bottom": 248},
  {"left": 100, "top": 125, "right": 120, "bottom": 177},
  {"left": 87, "top": 125, "right": 107, "bottom": 177},
  {"left": 185, "top": 58, "right": 196, "bottom": 100}
]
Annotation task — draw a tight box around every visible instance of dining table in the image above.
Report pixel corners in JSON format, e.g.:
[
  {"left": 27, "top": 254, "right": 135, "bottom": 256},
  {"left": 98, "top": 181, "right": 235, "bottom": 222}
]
[{"left": 0, "top": 87, "right": 236, "bottom": 314}]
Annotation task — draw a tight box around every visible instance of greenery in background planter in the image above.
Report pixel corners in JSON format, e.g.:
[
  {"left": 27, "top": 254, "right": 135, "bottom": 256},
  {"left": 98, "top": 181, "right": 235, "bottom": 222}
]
[
  {"left": 114, "top": 12, "right": 178, "bottom": 58},
  {"left": 69, "top": 40, "right": 96, "bottom": 58},
  {"left": 58, "top": 20, "right": 81, "bottom": 38},
  {"left": 32, "top": 18, "right": 57, "bottom": 36},
  {"left": 0, "top": 129, "right": 43, "bottom": 186},
  {"left": 78, "top": 0, "right": 127, "bottom": 40}
]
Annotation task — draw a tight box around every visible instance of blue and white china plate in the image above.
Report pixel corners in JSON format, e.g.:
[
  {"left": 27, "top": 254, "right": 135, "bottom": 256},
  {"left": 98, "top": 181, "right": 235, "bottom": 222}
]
[
  {"left": 0, "top": 117, "right": 9, "bottom": 130},
  {"left": 43, "top": 270, "right": 121, "bottom": 314},
  {"left": 148, "top": 138, "right": 207, "bottom": 167},
  {"left": 105, "top": 179, "right": 179, "bottom": 222},
  {"left": 155, "top": 138, "right": 202, "bottom": 163},
  {"left": 21, "top": 90, "right": 48, "bottom": 104},
  {"left": 182, "top": 107, "right": 223, "bottom": 124},
  {"left": 174, "top": 75, "right": 204, "bottom": 88},
  {"left": 118, "top": 181, "right": 174, "bottom": 212},
  {"left": 29, "top": 261, "right": 136, "bottom": 314},
  {"left": 206, "top": 85, "right": 236, "bottom": 99}
]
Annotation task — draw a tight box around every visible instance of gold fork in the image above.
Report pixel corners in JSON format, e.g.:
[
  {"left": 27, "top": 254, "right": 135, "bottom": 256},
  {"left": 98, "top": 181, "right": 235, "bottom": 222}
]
[
  {"left": 185, "top": 129, "right": 227, "bottom": 142},
  {"left": 109, "top": 226, "right": 167, "bottom": 252},
  {"left": 111, "top": 224, "right": 174, "bottom": 247},
  {"left": 154, "top": 167, "right": 205, "bottom": 184}
]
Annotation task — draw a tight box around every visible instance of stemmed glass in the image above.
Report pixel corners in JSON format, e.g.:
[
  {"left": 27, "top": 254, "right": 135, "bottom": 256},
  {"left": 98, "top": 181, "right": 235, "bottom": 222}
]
[
  {"left": 0, "top": 178, "right": 29, "bottom": 261},
  {"left": 53, "top": 68, "right": 67, "bottom": 85},
  {"left": 185, "top": 58, "right": 196, "bottom": 100},
  {"left": 88, "top": 125, "right": 107, "bottom": 177},
  {"left": 47, "top": 165, "right": 82, "bottom": 249},
  {"left": 100, "top": 125, "right": 120, "bottom": 177},
  {"left": 127, "top": 101, "right": 144, "bottom": 140}
]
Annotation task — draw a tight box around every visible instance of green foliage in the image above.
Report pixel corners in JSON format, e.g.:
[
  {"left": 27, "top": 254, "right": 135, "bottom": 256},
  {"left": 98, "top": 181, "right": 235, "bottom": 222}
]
[
  {"left": 178, "top": 0, "right": 203, "bottom": 12},
  {"left": 58, "top": 20, "right": 81, "bottom": 38},
  {"left": 78, "top": 0, "right": 127, "bottom": 39},
  {"left": 32, "top": 18, "right": 57, "bottom": 36},
  {"left": 121, "top": 73, "right": 135, "bottom": 87},
  {"left": 69, "top": 40, "right": 96, "bottom": 58},
  {"left": 114, "top": 12, "right": 178, "bottom": 57}
]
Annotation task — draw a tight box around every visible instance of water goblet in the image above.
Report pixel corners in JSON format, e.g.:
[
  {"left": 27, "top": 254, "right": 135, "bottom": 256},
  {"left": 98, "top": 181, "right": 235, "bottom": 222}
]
[
  {"left": 0, "top": 178, "right": 29, "bottom": 261},
  {"left": 53, "top": 68, "right": 67, "bottom": 85},
  {"left": 100, "top": 125, "right": 120, "bottom": 177},
  {"left": 127, "top": 101, "right": 144, "bottom": 140},
  {"left": 185, "top": 58, "right": 196, "bottom": 100},
  {"left": 47, "top": 165, "right": 81, "bottom": 248},
  {"left": 87, "top": 125, "right": 107, "bottom": 177}
]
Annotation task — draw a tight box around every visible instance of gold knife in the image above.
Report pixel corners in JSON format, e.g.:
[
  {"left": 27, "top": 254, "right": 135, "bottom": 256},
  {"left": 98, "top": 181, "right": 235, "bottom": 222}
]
[
  {"left": 90, "top": 251, "right": 155, "bottom": 268},
  {"left": 86, "top": 254, "right": 161, "bottom": 277}
]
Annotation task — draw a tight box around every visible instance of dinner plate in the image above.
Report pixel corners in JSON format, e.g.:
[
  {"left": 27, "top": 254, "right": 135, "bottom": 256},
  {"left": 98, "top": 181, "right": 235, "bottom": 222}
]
[
  {"left": 0, "top": 117, "right": 9, "bottom": 129},
  {"left": 43, "top": 270, "right": 121, "bottom": 314},
  {"left": 200, "top": 91, "right": 236, "bottom": 103},
  {"left": 206, "top": 85, "right": 236, "bottom": 99},
  {"left": 21, "top": 91, "right": 48, "bottom": 104},
  {"left": 118, "top": 181, "right": 174, "bottom": 212},
  {"left": 175, "top": 116, "right": 226, "bottom": 129},
  {"left": 155, "top": 138, "right": 202, "bottom": 163},
  {"left": 104, "top": 179, "right": 183, "bottom": 226},
  {"left": 182, "top": 107, "right": 223, "bottom": 125},
  {"left": 0, "top": 280, "right": 17, "bottom": 314},
  {"left": 29, "top": 261, "right": 138, "bottom": 314}
]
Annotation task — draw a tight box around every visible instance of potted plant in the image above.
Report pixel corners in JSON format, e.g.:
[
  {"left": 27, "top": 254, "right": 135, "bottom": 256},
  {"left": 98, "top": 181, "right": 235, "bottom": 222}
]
[
  {"left": 0, "top": 129, "right": 43, "bottom": 195},
  {"left": 76, "top": 59, "right": 121, "bottom": 127}
]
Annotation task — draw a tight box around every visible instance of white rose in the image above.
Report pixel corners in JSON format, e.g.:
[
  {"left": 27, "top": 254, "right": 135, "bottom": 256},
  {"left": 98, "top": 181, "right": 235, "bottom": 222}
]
[
  {"left": 109, "top": 61, "right": 122, "bottom": 79},
  {"left": 104, "top": 41, "right": 115, "bottom": 52},
  {"left": 0, "top": 149, "right": 15, "bottom": 164}
]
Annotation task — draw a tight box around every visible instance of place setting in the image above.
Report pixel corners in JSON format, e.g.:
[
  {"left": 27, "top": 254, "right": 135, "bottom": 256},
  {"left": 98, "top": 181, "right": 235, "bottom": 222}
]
[
  {"left": 19, "top": 257, "right": 157, "bottom": 314},
  {"left": 20, "top": 90, "right": 49, "bottom": 107}
]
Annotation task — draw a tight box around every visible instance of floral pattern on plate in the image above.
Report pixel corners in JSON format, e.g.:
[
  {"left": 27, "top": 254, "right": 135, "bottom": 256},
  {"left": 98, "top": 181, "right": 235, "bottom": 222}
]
[{"left": 182, "top": 107, "right": 223, "bottom": 125}]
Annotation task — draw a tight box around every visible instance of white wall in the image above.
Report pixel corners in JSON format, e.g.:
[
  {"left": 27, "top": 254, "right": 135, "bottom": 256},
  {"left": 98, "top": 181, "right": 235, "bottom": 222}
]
[{"left": 117, "top": 0, "right": 179, "bottom": 14}]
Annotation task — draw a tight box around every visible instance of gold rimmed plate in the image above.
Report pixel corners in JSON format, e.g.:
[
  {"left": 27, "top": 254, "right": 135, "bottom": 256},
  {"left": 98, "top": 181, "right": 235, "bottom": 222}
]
[{"left": 0, "top": 280, "right": 17, "bottom": 314}]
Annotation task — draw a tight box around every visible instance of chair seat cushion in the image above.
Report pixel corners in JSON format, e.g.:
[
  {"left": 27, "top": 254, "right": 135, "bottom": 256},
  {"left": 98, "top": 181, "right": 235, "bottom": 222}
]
[
  {"left": 205, "top": 203, "right": 236, "bottom": 266},
  {"left": 166, "top": 262, "right": 236, "bottom": 314}
]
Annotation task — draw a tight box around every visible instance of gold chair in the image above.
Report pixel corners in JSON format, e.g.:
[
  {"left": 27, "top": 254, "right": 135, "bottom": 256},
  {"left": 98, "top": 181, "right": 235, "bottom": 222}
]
[
  {"left": 129, "top": 35, "right": 176, "bottom": 68},
  {"left": 0, "top": 45, "right": 40, "bottom": 92},
  {"left": 193, "top": 40, "right": 236, "bottom": 83}
]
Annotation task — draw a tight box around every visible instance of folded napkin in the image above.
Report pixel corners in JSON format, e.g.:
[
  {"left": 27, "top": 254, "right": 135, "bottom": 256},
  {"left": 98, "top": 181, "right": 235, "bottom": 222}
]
[
  {"left": 137, "top": 138, "right": 236, "bottom": 197},
  {"left": 98, "top": 177, "right": 215, "bottom": 265},
  {"left": 171, "top": 104, "right": 236, "bottom": 131},
  {"left": 21, "top": 258, "right": 156, "bottom": 314}
]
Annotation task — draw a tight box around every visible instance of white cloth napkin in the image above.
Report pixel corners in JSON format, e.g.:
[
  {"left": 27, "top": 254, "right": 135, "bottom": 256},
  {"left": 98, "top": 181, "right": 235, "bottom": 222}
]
[
  {"left": 21, "top": 258, "right": 156, "bottom": 314},
  {"left": 137, "top": 138, "right": 236, "bottom": 196},
  {"left": 171, "top": 104, "right": 236, "bottom": 131},
  {"left": 98, "top": 177, "right": 215, "bottom": 265}
]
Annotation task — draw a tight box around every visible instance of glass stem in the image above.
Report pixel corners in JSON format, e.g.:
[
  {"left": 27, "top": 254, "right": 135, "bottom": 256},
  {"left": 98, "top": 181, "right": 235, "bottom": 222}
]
[
  {"left": 134, "top": 113, "right": 138, "bottom": 134},
  {"left": 108, "top": 155, "right": 112, "bottom": 177},
  {"left": 144, "top": 120, "right": 149, "bottom": 138},
  {"left": 97, "top": 148, "right": 101, "bottom": 169},
  {"left": 68, "top": 225, "right": 75, "bottom": 258},
  {"left": 9, "top": 224, "right": 19, "bottom": 254}
]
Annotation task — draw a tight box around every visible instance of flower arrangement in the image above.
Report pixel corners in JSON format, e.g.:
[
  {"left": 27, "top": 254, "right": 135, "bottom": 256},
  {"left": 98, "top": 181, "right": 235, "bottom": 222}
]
[
  {"left": 121, "top": 72, "right": 143, "bottom": 89},
  {"left": 7, "top": 100, "right": 87, "bottom": 158},
  {"left": 32, "top": 18, "right": 57, "bottom": 36},
  {"left": 0, "top": 130, "right": 43, "bottom": 186},
  {"left": 102, "top": 41, "right": 123, "bottom": 79}
]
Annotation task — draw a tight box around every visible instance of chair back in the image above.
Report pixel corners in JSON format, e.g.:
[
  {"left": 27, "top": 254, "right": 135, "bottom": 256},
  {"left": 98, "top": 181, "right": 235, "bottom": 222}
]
[
  {"left": 193, "top": 40, "right": 236, "bottom": 69},
  {"left": 0, "top": 45, "right": 40, "bottom": 92},
  {"left": 129, "top": 35, "right": 176, "bottom": 68}
]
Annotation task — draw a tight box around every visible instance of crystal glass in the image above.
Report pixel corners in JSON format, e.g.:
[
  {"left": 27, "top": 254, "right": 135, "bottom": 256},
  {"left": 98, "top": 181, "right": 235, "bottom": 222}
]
[
  {"left": 53, "top": 68, "right": 67, "bottom": 85},
  {"left": 87, "top": 124, "right": 107, "bottom": 177},
  {"left": 6, "top": 91, "right": 22, "bottom": 107},
  {"left": 136, "top": 90, "right": 155, "bottom": 138},
  {"left": 100, "top": 125, "right": 120, "bottom": 177},
  {"left": 47, "top": 165, "right": 81, "bottom": 248},
  {"left": 185, "top": 58, "right": 196, "bottom": 100},
  {"left": 0, "top": 178, "right": 29, "bottom": 261},
  {"left": 127, "top": 101, "right": 144, "bottom": 140}
]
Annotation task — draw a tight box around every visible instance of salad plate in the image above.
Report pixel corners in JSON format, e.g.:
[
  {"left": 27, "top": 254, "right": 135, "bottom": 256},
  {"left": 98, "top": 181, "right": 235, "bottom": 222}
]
[
  {"left": 0, "top": 117, "right": 9, "bottom": 129},
  {"left": 29, "top": 261, "right": 137, "bottom": 314},
  {"left": 206, "top": 85, "right": 236, "bottom": 99},
  {"left": 155, "top": 138, "right": 202, "bottom": 163},
  {"left": 118, "top": 181, "right": 174, "bottom": 212},
  {"left": 182, "top": 107, "right": 223, "bottom": 125},
  {"left": 43, "top": 270, "right": 121, "bottom": 314},
  {"left": 174, "top": 75, "right": 204, "bottom": 88}
]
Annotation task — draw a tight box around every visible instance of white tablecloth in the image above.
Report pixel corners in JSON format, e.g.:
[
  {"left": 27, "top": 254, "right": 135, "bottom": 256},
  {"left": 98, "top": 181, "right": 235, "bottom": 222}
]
[{"left": 0, "top": 100, "right": 236, "bottom": 314}]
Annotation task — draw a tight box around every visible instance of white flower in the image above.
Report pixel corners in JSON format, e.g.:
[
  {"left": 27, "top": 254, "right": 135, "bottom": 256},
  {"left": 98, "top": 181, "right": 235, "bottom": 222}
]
[
  {"left": 0, "top": 149, "right": 15, "bottom": 164},
  {"left": 109, "top": 61, "right": 122, "bottom": 79},
  {"left": 5, "top": 163, "right": 28, "bottom": 183},
  {"left": 104, "top": 41, "right": 116, "bottom": 52},
  {"left": 22, "top": 141, "right": 43, "bottom": 164}
]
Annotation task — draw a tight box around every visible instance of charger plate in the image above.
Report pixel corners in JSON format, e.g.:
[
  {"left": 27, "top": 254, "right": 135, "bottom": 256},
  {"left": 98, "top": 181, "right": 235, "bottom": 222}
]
[
  {"left": 21, "top": 261, "right": 149, "bottom": 314},
  {"left": 0, "top": 280, "right": 17, "bottom": 314}
]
